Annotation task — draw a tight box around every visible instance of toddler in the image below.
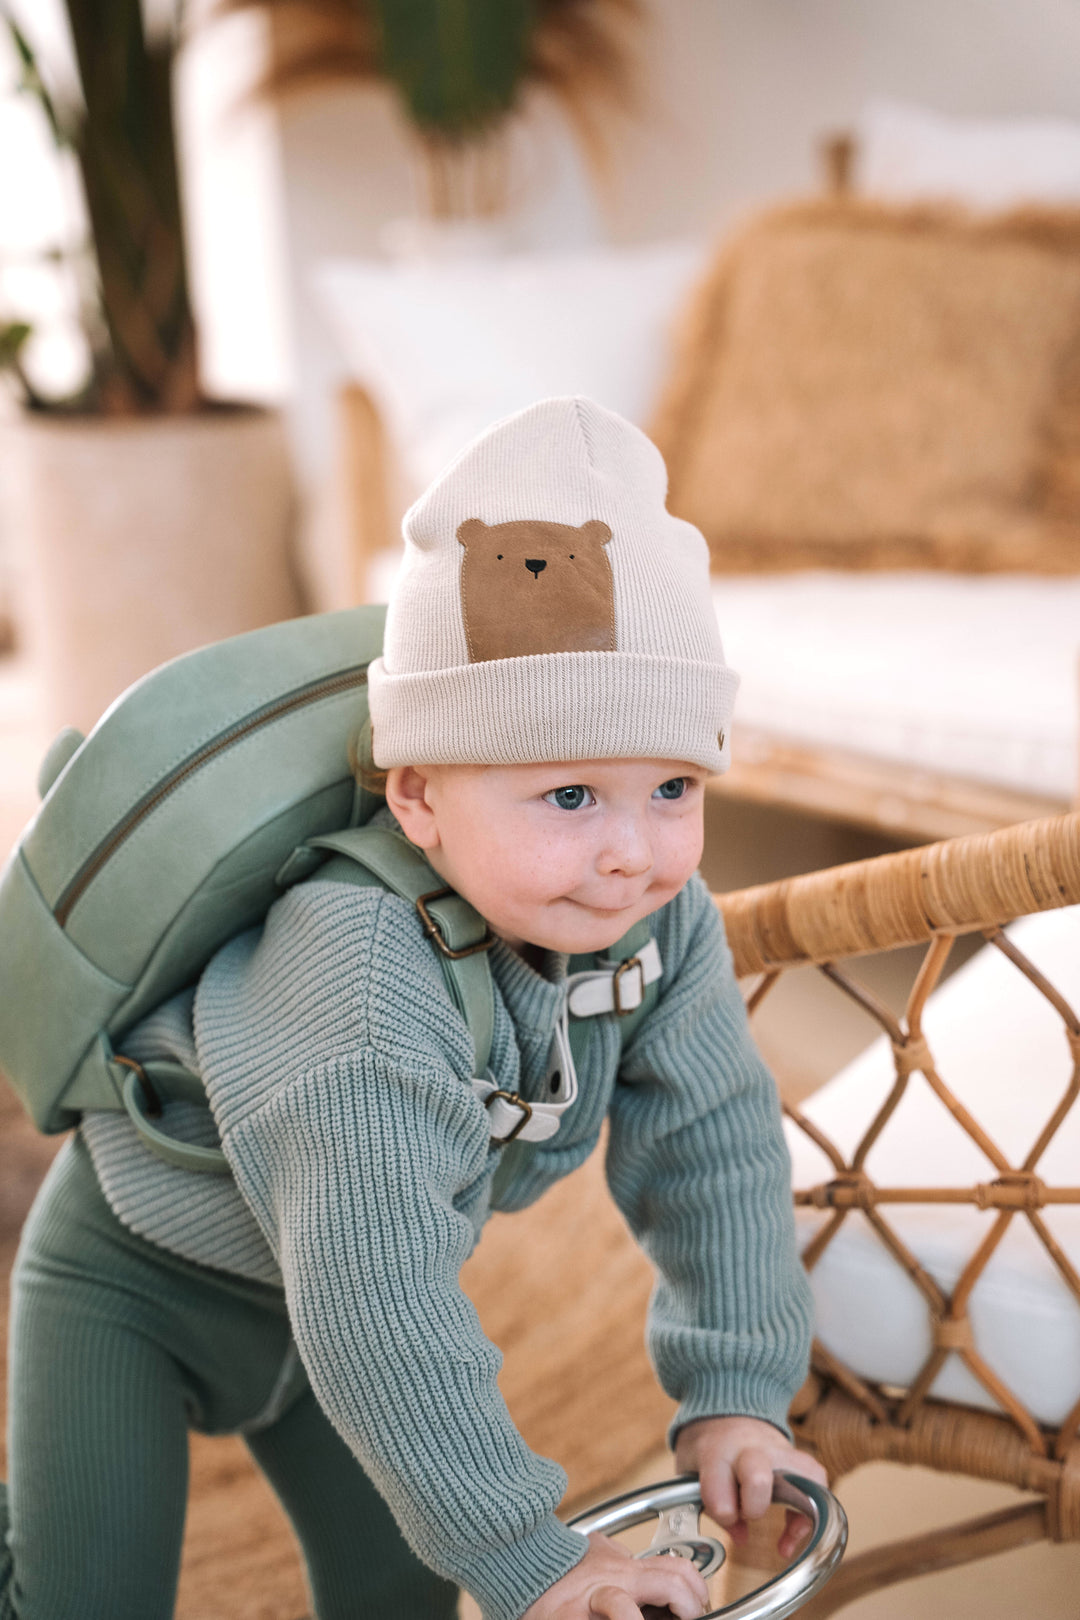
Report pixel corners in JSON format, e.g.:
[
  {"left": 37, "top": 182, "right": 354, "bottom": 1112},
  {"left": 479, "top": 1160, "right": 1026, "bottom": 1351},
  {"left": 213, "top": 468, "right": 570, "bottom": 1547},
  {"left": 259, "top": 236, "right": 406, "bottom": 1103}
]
[{"left": 2, "top": 397, "right": 821, "bottom": 1620}]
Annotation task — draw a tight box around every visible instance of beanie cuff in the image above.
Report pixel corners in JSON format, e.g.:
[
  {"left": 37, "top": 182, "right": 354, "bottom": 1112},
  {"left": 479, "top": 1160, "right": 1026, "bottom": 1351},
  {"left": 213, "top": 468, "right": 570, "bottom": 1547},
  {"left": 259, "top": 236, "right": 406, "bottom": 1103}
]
[{"left": 368, "top": 651, "right": 739, "bottom": 773}]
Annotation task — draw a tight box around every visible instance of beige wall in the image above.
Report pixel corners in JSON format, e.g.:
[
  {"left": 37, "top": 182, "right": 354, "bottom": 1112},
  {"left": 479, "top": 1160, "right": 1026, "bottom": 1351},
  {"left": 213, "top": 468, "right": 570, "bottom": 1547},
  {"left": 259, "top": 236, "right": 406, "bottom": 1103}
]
[
  {"left": 277, "top": 0, "right": 1080, "bottom": 301},
  {"left": 601, "top": 0, "right": 1080, "bottom": 242}
]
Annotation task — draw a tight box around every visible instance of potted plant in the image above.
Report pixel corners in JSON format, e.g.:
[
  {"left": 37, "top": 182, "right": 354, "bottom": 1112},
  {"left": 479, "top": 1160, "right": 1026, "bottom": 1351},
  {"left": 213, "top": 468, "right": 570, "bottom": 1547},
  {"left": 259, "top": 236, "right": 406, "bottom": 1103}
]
[
  {"left": 0, "top": 0, "right": 302, "bottom": 735},
  {"left": 230, "top": 0, "right": 642, "bottom": 219}
]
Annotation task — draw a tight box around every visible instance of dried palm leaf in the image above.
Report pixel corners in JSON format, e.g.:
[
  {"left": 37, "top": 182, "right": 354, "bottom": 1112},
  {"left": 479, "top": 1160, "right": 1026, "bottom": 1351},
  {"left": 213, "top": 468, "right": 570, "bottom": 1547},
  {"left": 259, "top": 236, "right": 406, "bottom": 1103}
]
[{"left": 219, "top": 0, "right": 643, "bottom": 176}]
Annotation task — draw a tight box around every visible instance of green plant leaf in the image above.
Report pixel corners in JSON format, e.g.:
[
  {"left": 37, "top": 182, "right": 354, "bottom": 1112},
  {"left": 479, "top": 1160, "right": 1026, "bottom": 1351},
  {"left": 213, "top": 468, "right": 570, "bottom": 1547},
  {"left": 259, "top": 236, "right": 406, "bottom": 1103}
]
[
  {"left": 1, "top": 7, "right": 72, "bottom": 147},
  {"left": 0, "top": 321, "right": 32, "bottom": 369},
  {"left": 370, "top": 0, "right": 534, "bottom": 138}
]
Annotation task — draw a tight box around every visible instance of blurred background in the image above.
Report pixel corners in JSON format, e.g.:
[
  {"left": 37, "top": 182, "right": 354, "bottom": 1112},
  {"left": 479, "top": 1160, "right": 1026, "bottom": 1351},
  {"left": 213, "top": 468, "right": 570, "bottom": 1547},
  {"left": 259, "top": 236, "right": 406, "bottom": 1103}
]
[{"left": 2, "top": 2, "right": 1080, "bottom": 1616}]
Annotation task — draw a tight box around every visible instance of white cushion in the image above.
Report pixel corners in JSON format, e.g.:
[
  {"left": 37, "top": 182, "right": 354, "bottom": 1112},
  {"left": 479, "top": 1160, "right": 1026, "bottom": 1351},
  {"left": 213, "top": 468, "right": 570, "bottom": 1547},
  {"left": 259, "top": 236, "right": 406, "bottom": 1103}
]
[
  {"left": 785, "top": 904, "right": 1080, "bottom": 1427},
  {"left": 312, "top": 241, "right": 706, "bottom": 494},
  {"left": 856, "top": 98, "right": 1080, "bottom": 212},
  {"left": 713, "top": 571, "right": 1080, "bottom": 801}
]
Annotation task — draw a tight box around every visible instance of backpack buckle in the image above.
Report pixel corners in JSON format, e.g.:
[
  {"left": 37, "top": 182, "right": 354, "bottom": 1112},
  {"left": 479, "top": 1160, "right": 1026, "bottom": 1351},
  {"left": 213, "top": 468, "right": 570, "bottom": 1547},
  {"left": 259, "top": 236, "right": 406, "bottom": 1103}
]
[
  {"left": 485, "top": 1089, "right": 534, "bottom": 1145},
  {"left": 416, "top": 887, "right": 496, "bottom": 959},
  {"left": 112, "top": 1054, "right": 163, "bottom": 1118},
  {"left": 612, "top": 955, "right": 645, "bottom": 1015}
]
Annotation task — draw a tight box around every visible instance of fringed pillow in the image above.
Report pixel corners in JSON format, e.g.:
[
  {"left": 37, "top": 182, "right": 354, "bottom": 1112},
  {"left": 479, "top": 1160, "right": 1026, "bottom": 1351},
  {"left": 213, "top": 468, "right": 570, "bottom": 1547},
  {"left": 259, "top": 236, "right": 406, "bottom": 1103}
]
[{"left": 651, "top": 199, "right": 1080, "bottom": 572}]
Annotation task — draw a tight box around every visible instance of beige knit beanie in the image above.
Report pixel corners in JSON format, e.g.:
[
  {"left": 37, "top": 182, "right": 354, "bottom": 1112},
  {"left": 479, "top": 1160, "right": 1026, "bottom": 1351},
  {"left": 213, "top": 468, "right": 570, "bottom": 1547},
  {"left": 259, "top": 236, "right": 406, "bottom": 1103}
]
[{"left": 367, "top": 396, "right": 738, "bottom": 772}]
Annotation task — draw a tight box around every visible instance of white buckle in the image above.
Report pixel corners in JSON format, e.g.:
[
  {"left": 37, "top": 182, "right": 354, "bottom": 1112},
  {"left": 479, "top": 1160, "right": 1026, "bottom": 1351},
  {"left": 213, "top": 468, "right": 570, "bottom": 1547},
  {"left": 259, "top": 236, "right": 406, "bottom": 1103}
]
[
  {"left": 472, "top": 995, "right": 578, "bottom": 1145},
  {"left": 484, "top": 1089, "right": 533, "bottom": 1146},
  {"left": 612, "top": 956, "right": 645, "bottom": 1015},
  {"left": 566, "top": 938, "right": 663, "bottom": 1020}
]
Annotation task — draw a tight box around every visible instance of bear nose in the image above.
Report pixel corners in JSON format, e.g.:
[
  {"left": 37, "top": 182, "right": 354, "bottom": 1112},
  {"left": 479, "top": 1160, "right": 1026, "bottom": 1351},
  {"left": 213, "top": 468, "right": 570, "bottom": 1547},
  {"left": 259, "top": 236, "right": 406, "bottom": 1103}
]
[{"left": 525, "top": 558, "right": 547, "bottom": 577}]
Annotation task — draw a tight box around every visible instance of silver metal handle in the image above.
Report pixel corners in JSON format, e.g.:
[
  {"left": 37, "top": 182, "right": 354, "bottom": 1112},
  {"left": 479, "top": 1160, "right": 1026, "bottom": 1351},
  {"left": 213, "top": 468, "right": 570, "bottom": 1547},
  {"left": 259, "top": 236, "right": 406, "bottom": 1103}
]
[{"left": 567, "top": 1470, "right": 847, "bottom": 1620}]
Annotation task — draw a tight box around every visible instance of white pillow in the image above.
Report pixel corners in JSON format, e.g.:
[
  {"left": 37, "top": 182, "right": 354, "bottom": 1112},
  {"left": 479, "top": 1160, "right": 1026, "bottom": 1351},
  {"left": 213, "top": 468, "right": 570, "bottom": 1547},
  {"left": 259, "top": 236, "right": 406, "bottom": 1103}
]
[
  {"left": 312, "top": 241, "right": 706, "bottom": 494},
  {"left": 856, "top": 98, "right": 1080, "bottom": 211},
  {"left": 786, "top": 903, "right": 1080, "bottom": 1426}
]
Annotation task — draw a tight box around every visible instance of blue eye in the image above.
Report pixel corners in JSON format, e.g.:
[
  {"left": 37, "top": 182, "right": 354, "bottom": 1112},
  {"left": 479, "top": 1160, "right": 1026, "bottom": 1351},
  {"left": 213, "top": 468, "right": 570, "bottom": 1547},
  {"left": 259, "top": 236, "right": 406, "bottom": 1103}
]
[
  {"left": 544, "top": 785, "right": 594, "bottom": 811},
  {"left": 654, "top": 778, "right": 687, "bottom": 800}
]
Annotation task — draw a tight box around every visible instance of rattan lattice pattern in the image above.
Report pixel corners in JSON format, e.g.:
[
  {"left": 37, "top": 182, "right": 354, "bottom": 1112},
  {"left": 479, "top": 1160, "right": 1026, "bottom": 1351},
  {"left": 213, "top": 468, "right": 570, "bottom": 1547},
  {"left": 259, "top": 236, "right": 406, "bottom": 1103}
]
[{"left": 715, "top": 811, "right": 1080, "bottom": 1598}]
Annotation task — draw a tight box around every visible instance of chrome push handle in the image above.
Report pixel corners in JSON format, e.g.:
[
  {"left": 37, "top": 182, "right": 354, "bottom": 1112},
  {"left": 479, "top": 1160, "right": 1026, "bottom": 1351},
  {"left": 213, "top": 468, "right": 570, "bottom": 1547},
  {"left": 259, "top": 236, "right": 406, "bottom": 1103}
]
[{"left": 567, "top": 1470, "right": 847, "bottom": 1620}]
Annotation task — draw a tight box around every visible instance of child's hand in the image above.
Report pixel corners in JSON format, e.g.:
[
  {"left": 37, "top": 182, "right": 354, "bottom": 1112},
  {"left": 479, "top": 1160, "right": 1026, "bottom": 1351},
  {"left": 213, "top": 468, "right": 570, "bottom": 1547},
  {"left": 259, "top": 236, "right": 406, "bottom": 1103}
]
[
  {"left": 673, "top": 1415, "right": 829, "bottom": 1562},
  {"left": 521, "top": 1532, "right": 709, "bottom": 1618}
]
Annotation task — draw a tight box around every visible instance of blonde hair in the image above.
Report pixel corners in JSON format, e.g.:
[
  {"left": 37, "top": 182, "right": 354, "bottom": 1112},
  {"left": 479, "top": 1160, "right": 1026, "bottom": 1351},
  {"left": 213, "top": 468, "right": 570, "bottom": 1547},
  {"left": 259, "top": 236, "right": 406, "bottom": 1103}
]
[{"left": 348, "top": 717, "right": 388, "bottom": 799}]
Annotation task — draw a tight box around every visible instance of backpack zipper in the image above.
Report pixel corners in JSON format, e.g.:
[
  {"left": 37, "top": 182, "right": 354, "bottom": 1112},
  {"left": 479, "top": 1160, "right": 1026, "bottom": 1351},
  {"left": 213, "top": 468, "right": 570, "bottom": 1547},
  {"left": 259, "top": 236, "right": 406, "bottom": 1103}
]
[{"left": 54, "top": 664, "right": 369, "bottom": 928}]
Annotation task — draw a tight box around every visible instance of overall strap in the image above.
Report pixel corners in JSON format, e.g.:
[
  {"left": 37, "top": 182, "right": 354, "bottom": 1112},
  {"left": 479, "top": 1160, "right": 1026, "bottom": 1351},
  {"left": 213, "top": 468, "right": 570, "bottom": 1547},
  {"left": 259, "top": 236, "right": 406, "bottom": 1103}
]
[
  {"left": 566, "top": 916, "right": 663, "bottom": 1045},
  {"left": 307, "top": 826, "right": 496, "bottom": 1078},
  {"left": 489, "top": 919, "right": 663, "bottom": 1205}
]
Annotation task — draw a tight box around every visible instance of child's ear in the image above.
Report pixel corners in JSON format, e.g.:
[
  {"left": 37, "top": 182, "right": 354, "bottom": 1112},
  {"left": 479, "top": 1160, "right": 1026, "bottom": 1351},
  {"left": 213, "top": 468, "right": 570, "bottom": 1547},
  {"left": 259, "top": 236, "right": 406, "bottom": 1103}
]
[{"left": 385, "top": 765, "right": 441, "bottom": 850}]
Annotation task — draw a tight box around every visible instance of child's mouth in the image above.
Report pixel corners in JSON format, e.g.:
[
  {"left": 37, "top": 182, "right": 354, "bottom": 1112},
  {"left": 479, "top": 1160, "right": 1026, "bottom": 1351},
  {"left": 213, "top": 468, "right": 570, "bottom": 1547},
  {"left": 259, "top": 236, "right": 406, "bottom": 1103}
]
[{"left": 573, "top": 896, "right": 642, "bottom": 916}]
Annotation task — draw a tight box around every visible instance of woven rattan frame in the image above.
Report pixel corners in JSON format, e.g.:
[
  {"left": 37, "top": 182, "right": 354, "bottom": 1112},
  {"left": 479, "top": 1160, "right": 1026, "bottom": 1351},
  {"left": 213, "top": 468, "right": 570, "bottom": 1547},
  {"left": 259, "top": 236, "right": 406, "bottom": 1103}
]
[{"left": 715, "top": 811, "right": 1080, "bottom": 1613}]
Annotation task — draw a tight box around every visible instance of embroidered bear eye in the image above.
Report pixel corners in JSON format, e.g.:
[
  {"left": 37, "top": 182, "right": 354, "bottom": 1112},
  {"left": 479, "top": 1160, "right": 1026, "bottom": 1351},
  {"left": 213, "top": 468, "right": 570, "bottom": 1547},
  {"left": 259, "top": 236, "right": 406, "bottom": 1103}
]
[
  {"left": 496, "top": 554, "right": 503, "bottom": 560},
  {"left": 654, "top": 778, "right": 687, "bottom": 801},
  {"left": 544, "top": 785, "right": 595, "bottom": 811}
]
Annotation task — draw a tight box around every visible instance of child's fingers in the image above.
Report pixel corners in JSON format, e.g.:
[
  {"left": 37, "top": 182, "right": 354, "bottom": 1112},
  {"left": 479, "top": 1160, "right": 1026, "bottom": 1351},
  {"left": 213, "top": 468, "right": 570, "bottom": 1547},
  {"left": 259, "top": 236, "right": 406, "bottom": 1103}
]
[
  {"left": 586, "top": 1559, "right": 708, "bottom": 1620},
  {"left": 777, "top": 1506, "right": 813, "bottom": 1562},
  {"left": 774, "top": 1454, "right": 830, "bottom": 1559},
  {"left": 626, "top": 1553, "right": 710, "bottom": 1618},
  {"left": 696, "top": 1458, "right": 739, "bottom": 1529},
  {"left": 732, "top": 1445, "right": 776, "bottom": 1522},
  {"left": 587, "top": 1586, "right": 646, "bottom": 1619}
]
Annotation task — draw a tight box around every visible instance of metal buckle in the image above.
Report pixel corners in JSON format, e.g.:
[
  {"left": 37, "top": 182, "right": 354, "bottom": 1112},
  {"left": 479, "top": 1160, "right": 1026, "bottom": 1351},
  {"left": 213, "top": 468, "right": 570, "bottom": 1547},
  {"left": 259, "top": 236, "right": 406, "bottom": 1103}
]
[
  {"left": 484, "top": 1089, "right": 533, "bottom": 1146},
  {"left": 113, "top": 1054, "right": 162, "bottom": 1117},
  {"left": 612, "top": 955, "right": 645, "bottom": 1016},
  {"left": 416, "top": 888, "right": 496, "bottom": 959}
]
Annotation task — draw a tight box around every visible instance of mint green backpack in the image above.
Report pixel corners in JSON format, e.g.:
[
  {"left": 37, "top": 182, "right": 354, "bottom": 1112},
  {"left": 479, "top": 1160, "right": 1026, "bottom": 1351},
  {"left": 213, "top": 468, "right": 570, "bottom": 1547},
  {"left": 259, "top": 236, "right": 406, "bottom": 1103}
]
[{"left": 0, "top": 607, "right": 658, "bottom": 1181}]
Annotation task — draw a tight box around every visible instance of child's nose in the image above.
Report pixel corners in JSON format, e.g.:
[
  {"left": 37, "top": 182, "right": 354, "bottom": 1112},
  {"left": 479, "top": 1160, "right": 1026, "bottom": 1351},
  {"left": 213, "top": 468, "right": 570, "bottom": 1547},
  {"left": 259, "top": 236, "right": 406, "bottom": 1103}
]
[
  {"left": 525, "top": 558, "right": 547, "bottom": 577},
  {"left": 599, "top": 818, "right": 652, "bottom": 877}
]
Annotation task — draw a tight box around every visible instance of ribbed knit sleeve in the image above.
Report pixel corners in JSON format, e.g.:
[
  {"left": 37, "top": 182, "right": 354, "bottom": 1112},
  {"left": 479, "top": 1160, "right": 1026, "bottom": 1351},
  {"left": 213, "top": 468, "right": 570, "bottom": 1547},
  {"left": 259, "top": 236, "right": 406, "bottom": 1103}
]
[
  {"left": 604, "top": 874, "right": 813, "bottom": 1443},
  {"left": 195, "top": 883, "right": 587, "bottom": 1620}
]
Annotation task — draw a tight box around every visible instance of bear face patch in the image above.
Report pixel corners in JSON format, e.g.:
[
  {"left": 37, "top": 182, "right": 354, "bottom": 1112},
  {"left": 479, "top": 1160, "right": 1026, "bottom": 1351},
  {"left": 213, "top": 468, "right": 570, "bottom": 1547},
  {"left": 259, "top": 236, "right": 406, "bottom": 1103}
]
[{"left": 456, "top": 517, "right": 615, "bottom": 663}]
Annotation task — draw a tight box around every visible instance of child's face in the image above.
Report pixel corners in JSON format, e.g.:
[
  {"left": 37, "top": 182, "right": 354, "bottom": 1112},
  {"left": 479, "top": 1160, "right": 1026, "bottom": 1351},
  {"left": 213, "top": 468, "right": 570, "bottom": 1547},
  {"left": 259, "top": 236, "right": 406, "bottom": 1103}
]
[{"left": 386, "top": 758, "right": 708, "bottom": 957}]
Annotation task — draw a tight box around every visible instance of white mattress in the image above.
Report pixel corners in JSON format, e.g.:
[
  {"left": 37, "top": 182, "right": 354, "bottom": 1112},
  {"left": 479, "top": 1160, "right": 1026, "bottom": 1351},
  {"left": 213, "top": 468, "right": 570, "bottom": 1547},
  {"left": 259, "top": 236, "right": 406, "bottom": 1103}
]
[
  {"left": 713, "top": 572, "right": 1080, "bottom": 800},
  {"left": 785, "top": 903, "right": 1080, "bottom": 1427}
]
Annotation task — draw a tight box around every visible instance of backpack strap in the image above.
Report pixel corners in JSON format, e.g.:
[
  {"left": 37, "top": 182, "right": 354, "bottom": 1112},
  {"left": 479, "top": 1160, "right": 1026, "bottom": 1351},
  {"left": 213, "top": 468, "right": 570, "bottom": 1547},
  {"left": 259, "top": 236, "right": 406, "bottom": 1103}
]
[
  {"left": 308, "top": 831, "right": 585, "bottom": 1148},
  {"left": 114, "top": 1054, "right": 235, "bottom": 1175},
  {"left": 106, "top": 827, "right": 498, "bottom": 1179},
  {"left": 307, "top": 827, "right": 496, "bottom": 1079},
  {"left": 86, "top": 1039, "right": 235, "bottom": 1176},
  {"left": 61, "top": 1032, "right": 233, "bottom": 1175}
]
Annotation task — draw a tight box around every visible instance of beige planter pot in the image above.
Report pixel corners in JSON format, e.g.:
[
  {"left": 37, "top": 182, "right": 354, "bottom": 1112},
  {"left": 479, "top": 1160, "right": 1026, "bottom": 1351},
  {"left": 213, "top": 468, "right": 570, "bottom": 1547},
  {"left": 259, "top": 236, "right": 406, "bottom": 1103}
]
[{"left": 2, "top": 407, "right": 303, "bottom": 735}]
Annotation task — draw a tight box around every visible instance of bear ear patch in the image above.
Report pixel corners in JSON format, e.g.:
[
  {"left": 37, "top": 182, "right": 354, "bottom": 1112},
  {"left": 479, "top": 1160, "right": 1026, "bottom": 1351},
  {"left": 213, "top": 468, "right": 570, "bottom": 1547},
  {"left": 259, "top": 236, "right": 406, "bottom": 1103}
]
[
  {"left": 456, "top": 518, "right": 488, "bottom": 548},
  {"left": 577, "top": 520, "right": 613, "bottom": 547}
]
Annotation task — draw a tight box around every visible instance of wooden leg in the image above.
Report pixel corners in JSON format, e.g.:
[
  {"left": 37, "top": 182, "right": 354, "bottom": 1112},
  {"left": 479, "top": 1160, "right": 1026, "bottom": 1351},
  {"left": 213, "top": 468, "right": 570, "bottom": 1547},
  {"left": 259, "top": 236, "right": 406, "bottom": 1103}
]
[
  {"left": 338, "top": 383, "right": 392, "bottom": 605},
  {"left": 793, "top": 1501, "right": 1047, "bottom": 1619}
]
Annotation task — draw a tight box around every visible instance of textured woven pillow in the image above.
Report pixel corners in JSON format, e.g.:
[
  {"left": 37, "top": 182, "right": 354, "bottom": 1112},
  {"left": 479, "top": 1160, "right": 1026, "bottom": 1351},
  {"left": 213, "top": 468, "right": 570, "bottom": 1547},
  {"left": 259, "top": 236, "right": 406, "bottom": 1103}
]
[{"left": 651, "top": 200, "right": 1080, "bottom": 572}]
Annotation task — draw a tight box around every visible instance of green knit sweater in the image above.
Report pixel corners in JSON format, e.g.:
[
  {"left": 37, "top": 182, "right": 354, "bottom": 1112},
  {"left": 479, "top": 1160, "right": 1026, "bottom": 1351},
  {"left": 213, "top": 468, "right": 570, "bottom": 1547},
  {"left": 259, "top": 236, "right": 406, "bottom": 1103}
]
[{"left": 83, "top": 841, "right": 812, "bottom": 1620}]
